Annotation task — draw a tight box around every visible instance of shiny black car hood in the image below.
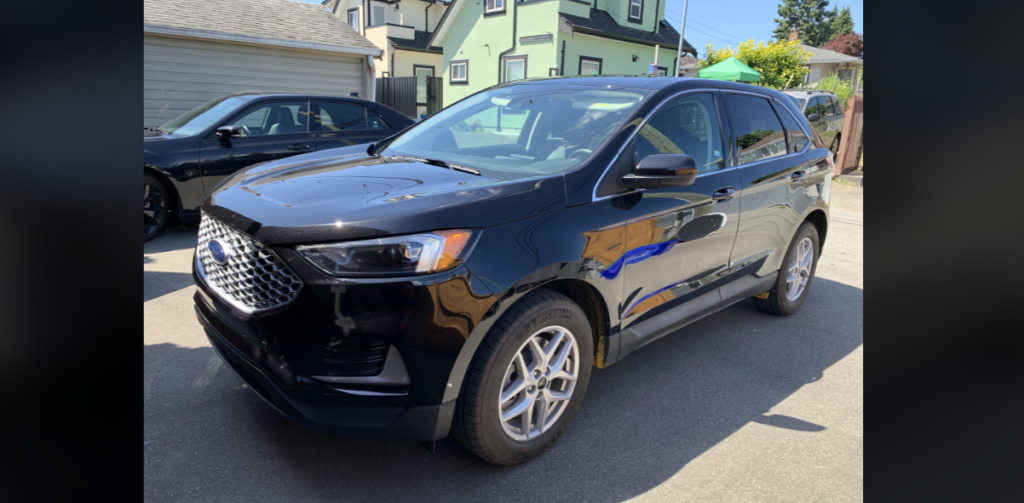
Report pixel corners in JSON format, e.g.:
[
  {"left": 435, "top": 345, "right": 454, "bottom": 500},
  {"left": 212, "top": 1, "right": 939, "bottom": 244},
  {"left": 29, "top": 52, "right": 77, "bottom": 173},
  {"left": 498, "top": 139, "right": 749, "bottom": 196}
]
[{"left": 203, "top": 146, "right": 568, "bottom": 245}]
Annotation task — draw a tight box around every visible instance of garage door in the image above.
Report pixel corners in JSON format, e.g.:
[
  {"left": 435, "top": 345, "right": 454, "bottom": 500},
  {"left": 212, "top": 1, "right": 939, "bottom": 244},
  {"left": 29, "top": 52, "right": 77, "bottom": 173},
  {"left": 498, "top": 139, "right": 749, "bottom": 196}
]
[{"left": 144, "top": 34, "right": 365, "bottom": 127}]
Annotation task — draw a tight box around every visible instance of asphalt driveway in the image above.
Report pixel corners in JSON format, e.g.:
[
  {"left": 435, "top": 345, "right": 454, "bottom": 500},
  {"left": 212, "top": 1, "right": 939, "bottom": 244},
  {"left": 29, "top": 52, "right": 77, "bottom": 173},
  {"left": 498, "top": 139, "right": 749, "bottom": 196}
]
[{"left": 144, "top": 182, "right": 863, "bottom": 502}]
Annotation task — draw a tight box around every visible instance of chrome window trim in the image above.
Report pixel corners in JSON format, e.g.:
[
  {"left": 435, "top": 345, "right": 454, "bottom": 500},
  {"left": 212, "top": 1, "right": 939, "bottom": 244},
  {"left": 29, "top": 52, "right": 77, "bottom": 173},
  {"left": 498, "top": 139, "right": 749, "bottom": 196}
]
[{"left": 592, "top": 87, "right": 721, "bottom": 202}]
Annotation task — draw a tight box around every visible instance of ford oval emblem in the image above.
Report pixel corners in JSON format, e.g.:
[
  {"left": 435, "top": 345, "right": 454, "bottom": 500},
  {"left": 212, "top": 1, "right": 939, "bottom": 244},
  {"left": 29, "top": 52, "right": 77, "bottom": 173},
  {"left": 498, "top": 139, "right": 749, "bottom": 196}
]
[{"left": 208, "top": 240, "right": 227, "bottom": 264}]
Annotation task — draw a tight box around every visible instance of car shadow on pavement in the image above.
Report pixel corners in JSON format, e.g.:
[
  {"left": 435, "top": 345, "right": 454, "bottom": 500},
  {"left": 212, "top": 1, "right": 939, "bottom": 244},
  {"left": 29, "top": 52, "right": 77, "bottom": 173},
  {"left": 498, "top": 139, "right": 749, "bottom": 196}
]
[
  {"left": 145, "top": 222, "right": 200, "bottom": 255},
  {"left": 144, "top": 271, "right": 196, "bottom": 303},
  {"left": 144, "top": 277, "right": 862, "bottom": 502}
]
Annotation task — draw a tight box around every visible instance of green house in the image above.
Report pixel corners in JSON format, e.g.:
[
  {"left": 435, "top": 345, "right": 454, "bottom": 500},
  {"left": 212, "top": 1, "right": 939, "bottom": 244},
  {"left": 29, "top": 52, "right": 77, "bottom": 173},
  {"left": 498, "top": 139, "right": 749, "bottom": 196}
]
[{"left": 428, "top": 0, "right": 696, "bottom": 107}]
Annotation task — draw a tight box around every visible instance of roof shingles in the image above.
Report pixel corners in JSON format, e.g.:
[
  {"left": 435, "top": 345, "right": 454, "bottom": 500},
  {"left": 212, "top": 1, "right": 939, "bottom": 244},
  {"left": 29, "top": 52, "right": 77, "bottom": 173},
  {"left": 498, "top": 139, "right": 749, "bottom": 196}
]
[{"left": 144, "top": 0, "right": 379, "bottom": 52}]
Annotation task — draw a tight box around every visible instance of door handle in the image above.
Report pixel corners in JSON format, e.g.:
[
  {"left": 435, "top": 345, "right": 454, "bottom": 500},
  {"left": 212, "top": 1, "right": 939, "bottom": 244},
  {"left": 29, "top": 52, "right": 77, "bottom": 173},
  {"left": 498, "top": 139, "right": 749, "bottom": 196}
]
[
  {"left": 288, "top": 144, "right": 311, "bottom": 151},
  {"left": 712, "top": 187, "right": 736, "bottom": 201},
  {"left": 791, "top": 171, "right": 807, "bottom": 179}
]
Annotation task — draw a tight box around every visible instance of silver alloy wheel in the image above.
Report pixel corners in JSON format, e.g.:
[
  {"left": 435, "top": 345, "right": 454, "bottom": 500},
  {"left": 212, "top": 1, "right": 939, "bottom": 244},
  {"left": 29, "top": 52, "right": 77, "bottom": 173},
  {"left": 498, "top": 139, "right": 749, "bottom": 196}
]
[
  {"left": 498, "top": 325, "right": 579, "bottom": 441},
  {"left": 786, "top": 237, "right": 814, "bottom": 301}
]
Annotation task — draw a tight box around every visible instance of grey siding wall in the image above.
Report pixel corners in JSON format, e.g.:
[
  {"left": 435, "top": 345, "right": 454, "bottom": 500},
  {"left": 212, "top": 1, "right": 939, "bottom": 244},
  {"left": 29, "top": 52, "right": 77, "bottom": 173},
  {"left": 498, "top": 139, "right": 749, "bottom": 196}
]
[{"left": 144, "top": 34, "right": 365, "bottom": 126}]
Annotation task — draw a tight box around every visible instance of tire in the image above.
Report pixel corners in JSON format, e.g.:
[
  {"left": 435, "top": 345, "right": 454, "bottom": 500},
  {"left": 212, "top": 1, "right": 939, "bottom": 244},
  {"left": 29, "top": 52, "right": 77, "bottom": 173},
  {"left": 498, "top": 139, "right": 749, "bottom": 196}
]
[
  {"left": 452, "top": 288, "right": 594, "bottom": 465},
  {"left": 752, "top": 221, "right": 820, "bottom": 316},
  {"left": 830, "top": 135, "right": 841, "bottom": 156},
  {"left": 144, "top": 174, "right": 169, "bottom": 242}
]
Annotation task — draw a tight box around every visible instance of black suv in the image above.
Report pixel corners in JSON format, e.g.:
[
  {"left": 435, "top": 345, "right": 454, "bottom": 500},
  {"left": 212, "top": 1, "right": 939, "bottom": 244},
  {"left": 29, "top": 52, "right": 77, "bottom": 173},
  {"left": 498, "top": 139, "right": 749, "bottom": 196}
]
[
  {"left": 193, "top": 77, "right": 832, "bottom": 465},
  {"left": 143, "top": 92, "right": 414, "bottom": 241}
]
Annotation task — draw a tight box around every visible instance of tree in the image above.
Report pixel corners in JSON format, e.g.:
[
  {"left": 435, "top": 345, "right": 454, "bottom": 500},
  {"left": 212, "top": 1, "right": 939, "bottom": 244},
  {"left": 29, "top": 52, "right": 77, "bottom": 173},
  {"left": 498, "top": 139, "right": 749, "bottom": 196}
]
[
  {"left": 699, "top": 39, "right": 812, "bottom": 90},
  {"left": 772, "top": 0, "right": 836, "bottom": 48},
  {"left": 830, "top": 6, "right": 855, "bottom": 40},
  {"left": 823, "top": 32, "right": 863, "bottom": 58}
]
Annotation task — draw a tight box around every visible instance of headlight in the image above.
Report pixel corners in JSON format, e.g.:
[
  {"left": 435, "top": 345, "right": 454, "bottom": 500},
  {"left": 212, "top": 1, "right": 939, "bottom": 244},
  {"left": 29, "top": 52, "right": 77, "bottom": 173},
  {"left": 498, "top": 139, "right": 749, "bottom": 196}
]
[{"left": 296, "top": 229, "right": 476, "bottom": 276}]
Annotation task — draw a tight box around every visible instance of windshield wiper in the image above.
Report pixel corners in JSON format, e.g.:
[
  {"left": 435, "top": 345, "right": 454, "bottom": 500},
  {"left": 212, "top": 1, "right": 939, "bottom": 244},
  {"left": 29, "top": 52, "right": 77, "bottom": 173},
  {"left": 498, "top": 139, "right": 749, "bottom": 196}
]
[
  {"left": 144, "top": 126, "right": 168, "bottom": 134},
  {"left": 388, "top": 156, "right": 481, "bottom": 176}
]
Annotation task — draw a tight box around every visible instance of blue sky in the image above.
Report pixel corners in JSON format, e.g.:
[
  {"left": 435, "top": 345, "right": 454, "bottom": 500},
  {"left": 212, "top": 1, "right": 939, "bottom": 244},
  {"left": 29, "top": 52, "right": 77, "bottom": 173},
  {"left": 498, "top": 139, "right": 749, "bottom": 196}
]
[{"left": 294, "top": 0, "right": 863, "bottom": 59}]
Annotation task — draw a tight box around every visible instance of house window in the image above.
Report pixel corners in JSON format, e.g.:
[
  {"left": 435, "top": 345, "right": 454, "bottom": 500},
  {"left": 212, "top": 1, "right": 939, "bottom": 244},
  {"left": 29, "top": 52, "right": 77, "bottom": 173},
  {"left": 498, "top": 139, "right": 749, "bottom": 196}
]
[
  {"left": 370, "top": 3, "right": 385, "bottom": 27},
  {"left": 656, "top": 66, "right": 668, "bottom": 76},
  {"left": 450, "top": 60, "right": 468, "bottom": 84},
  {"left": 579, "top": 56, "right": 602, "bottom": 76},
  {"left": 485, "top": 0, "right": 505, "bottom": 14},
  {"left": 504, "top": 55, "right": 527, "bottom": 82},
  {"left": 549, "top": 68, "right": 559, "bottom": 76},
  {"left": 629, "top": 0, "right": 643, "bottom": 22},
  {"left": 347, "top": 8, "right": 359, "bottom": 30}
]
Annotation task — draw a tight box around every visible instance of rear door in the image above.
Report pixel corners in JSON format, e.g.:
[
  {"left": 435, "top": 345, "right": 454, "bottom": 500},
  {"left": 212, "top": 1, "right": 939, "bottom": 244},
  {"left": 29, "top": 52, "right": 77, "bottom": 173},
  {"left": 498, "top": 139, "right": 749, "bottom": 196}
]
[
  {"left": 313, "top": 100, "right": 394, "bottom": 151},
  {"left": 724, "top": 92, "right": 818, "bottom": 283},
  {"left": 199, "top": 99, "right": 316, "bottom": 190},
  {"left": 616, "top": 91, "right": 742, "bottom": 355}
]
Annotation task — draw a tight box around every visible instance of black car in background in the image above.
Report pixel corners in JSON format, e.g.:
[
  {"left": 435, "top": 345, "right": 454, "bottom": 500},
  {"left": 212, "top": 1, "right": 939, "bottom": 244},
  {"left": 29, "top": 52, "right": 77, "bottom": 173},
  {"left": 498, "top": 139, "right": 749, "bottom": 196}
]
[
  {"left": 193, "top": 77, "right": 833, "bottom": 465},
  {"left": 144, "top": 92, "right": 414, "bottom": 241}
]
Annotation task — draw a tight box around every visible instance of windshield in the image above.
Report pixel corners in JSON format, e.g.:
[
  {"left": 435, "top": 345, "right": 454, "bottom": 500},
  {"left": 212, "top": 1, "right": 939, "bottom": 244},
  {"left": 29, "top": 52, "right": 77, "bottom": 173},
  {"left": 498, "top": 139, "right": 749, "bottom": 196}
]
[
  {"left": 785, "top": 95, "right": 806, "bottom": 110},
  {"left": 159, "top": 96, "right": 250, "bottom": 136},
  {"left": 380, "top": 86, "right": 652, "bottom": 179}
]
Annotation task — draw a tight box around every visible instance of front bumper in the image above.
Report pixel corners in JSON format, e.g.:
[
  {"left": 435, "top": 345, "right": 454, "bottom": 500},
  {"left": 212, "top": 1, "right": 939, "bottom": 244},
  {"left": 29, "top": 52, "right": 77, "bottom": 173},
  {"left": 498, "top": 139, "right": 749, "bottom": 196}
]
[{"left": 195, "top": 290, "right": 455, "bottom": 442}]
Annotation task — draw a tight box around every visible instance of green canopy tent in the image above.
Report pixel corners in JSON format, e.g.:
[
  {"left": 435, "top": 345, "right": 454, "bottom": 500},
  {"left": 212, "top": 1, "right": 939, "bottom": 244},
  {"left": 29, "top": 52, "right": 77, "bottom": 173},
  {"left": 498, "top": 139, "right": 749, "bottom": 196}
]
[{"left": 697, "top": 56, "right": 761, "bottom": 82}]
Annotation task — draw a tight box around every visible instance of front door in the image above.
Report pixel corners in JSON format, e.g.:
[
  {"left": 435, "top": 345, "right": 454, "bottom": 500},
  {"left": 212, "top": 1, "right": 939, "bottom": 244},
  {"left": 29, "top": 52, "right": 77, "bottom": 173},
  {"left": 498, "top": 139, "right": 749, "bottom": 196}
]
[
  {"left": 313, "top": 100, "right": 393, "bottom": 152},
  {"left": 616, "top": 91, "right": 741, "bottom": 353},
  {"left": 199, "top": 100, "right": 315, "bottom": 190}
]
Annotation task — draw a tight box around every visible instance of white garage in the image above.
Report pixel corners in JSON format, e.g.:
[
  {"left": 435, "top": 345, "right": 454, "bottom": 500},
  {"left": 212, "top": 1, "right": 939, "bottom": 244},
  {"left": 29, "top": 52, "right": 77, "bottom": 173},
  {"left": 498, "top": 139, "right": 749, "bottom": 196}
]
[{"left": 143, "top": 0, "right": 382, "bottom": 127}]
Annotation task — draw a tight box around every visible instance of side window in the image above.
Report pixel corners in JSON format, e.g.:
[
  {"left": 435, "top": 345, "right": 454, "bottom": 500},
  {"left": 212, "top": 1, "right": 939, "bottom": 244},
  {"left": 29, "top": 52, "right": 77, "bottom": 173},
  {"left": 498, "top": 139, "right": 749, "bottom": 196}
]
[
  {"left": 229, "top": 101, "right": 308, "bottom": 137},
  {"left": 723, "top": 93, "right": 788, "bottom": 165},
  {"left": 825, "top": 97, "right": 837, "bottom": 116},
  {"left": 317, "top": 102, "right": 372, "bottom": 131},
  {"left": 635, "top": 93, "right": 724, "bottom": 173},
  {"left": 804, "top": 97, "right": 824, "bottom": 117},
  {"left": 830, "top": 96, "right": 844, "bottom": 115},
  {"left": 778, "top": 104, "right": 809, "bottom": 153}
]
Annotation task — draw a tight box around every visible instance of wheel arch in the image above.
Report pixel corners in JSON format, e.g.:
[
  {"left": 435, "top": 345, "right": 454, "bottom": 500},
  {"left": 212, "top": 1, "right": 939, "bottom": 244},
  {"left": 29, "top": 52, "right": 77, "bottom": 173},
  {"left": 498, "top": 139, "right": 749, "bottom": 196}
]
[
  {"left": 805, "top": 209, "right": 828, "bottom": 250},
  {"left": 443, "top": 264, "right": 618, "bottom": 403},
  {"left": 144, "top": 164, "right": 182, "bottom": 220}
]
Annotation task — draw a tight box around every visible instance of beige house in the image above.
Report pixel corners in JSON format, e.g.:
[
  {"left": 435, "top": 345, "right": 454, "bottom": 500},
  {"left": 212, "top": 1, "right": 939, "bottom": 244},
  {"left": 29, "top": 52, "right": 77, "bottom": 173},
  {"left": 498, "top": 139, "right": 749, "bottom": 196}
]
[
  {"left": 790, "top": 30, "right": 862, "bottom": 92},
  {"left": 143, "top": 0, "right": 381, "bottom": 127},
  {"left": 323, "top": 0, "right": 450, "bottom": 116}
]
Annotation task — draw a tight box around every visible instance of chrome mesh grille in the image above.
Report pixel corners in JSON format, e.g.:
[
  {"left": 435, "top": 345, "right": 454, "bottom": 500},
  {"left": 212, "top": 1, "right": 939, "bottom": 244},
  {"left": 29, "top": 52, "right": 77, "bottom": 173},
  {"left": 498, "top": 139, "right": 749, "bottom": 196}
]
[{"left": 196, "top": 213, "right": 302, "bottom": 313}]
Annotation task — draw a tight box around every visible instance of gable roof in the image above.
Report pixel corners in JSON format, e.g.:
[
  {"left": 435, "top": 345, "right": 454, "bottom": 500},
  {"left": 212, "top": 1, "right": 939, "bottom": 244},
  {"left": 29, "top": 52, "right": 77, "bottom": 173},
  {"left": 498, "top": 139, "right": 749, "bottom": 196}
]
[
  {"left": 560, "top": 9, "right": 696, "bottom": 55},
  {"left": 389, "top": 31, "right": 443, "bottom": 54},
  {"left": 144, "top": 0, "right": 381, "bottom": 56},
  {"left": 800, "top": 44, "right": 862, "bottom": 65},
  {"left": 677, "top": 54, "right": 699, "bottom": 69},
  {"left": 430, "top": 3, "right": 695, "bottom": 55}
]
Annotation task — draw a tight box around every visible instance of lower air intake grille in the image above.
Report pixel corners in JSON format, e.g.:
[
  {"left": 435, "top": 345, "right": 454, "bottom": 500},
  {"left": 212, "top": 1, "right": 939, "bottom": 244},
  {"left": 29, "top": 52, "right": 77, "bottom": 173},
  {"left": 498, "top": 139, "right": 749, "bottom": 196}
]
[{"left": 196, "top": 213, "right": 303, "bottom": 314}]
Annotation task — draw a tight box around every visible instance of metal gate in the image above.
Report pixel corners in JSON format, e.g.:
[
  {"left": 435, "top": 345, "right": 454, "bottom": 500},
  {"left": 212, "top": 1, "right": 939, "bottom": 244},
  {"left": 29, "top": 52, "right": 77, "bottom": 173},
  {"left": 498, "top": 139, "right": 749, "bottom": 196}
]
[
  {"left": 375, "top": 76, "right": 417, "bottom": 118},
  {"left": 426, "top": 76, "right": 443, "bottom": 116}
]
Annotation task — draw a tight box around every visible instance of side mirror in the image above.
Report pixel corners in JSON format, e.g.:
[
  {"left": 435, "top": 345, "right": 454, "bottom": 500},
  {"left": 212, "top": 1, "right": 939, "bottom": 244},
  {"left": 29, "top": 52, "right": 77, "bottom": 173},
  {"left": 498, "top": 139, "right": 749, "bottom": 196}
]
[
  {"left": 216, "top": 125, "right": 242, "bottom": 139},
  {"left": 621, "top": 154, "right": 698, "bottom": 189},
  {"left": 807, "top": 113, "right": 821, "bottom": 123}
]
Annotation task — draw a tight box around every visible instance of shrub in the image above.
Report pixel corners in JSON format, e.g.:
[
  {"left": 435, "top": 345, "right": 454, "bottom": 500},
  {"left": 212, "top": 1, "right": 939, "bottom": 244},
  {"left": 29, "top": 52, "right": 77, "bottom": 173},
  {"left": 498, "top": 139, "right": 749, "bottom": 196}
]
[
  {"left": 814, "top": 73, "right": 852, "bottom": 110},
  {"left": 699, "top": 39, "right": 811, "bottom": 90}
]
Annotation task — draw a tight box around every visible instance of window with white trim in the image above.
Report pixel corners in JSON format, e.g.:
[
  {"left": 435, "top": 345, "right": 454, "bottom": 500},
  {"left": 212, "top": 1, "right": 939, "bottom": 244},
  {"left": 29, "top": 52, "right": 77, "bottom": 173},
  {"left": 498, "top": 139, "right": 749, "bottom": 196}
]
[
  {"left": 629, "top": 0, "right": 643, "bottom": 21},
  {"left": 450, "top": 60, "right": 468, "bottom": 83},
  {"left": 347, "top": 9, "right": 359, "bottom": 30},
  {"left": 486, "top": 0, "right": 504, "bottom": 13},
  {"left": 370, "top": 3, "right": 385, "bottom": 27}
]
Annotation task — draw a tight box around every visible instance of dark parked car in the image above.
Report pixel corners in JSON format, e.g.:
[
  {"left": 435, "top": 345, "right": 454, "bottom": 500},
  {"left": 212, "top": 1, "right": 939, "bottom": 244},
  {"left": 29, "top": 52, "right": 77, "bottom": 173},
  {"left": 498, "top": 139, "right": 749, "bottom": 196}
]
[
  {"left": 782, "top": 90, "right": 845, "bottom": 155},
  {"left": 144, "top": 92, "right": 415, "bottom": 241},
  {"left": 192, "top": 77, "right": 833, "bottom": 465}
]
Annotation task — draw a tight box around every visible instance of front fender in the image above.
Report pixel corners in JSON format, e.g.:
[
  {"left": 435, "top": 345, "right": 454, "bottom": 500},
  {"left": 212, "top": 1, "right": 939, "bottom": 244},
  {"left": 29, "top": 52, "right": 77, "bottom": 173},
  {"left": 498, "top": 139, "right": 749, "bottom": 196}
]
[{"left": 442, "top": 201, "right": 629, "bottom": 402}]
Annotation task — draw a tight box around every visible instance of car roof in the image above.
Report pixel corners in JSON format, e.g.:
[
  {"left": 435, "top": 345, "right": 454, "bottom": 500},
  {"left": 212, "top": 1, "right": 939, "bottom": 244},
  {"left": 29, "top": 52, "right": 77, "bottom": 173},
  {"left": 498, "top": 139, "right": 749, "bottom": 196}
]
[
  {"left": 228, "top": 91, "right": 375, "bottom": 103},
  {"left": 497, "top": 76, "right": 794, "bottom": 99},
  {"left": 781, "top": 90, "right": 836, "bottom": 98}
]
